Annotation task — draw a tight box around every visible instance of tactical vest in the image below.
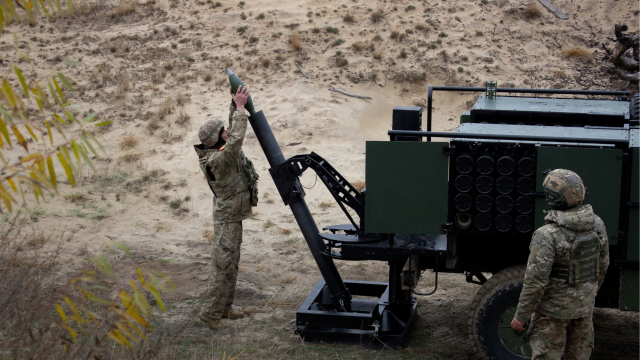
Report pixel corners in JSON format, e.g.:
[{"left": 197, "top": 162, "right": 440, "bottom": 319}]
[
  {"left": 201, "top": 154, "right": 259, "bottom": 204},
  {"left": 242, "top": 157, "right": 259, "bottom": 206},
  {"left": 550, "top": 228, "right": 601, "bottom": 287}
]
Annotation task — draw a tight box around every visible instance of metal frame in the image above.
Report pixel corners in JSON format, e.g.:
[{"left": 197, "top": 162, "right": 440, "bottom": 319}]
[{"left": 425, "top": 86, "right": 631, "bottom": 141}]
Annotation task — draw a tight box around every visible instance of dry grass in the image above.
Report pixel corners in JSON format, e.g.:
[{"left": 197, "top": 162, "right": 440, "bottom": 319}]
[
  {"left": 524, "top": 2, "right": 542, "bottom": 20},
  {"left": 157, "top": 98, "right": 174, "bottom": 119},
  {"left": 278, "top": 228, "right": 292, "bottom": 235},
  {"left": 175, "top": 110, "right": 190, "bottom": 126},
  {"left": 175, "top": 93, "right": 190, "bottom": 107},
  {"left": 203, "top": 229, "right": 214, "bottom": 244},
  {"left": 343, "top": 14, "right": 355, "bottom": 23},
  {"left": 74, "top": 1, "right": 101, "bottom": 16},
  {"left": 260, "top": 56, "right": 271, "bottom": 68},
  {"left": 374, "top": 51, "right": 383, "bottom": 60},
  {"left": 263, "top": 219, "right": 275, "bottom": 229},
  {"left": 318, "top": 200, "right": 334, "bottom": 211},
  {"left": 352, "top": 41, "right": 365, "bottom": 51},
  {"left": 371, "top": 9, "right": 384, "bottom": 23},
  {"left": 351, "top": 180, "right": 366, "bottom": 192},
  {"left": 119, "top": 135, "right": 139, "bottom": 150},
  {"left": 278, "top": 276, "right": 297, "bottom": 285},
  {"left": 289, "top": 32, "right": 302, "bottom": 51},
  {"left": 121, "top": 153, "right": 141, "bottom": 163},
  {"left": 113, "top": 0, "right": 137, "bottom": 17},
  {"left": 561, "top": 48, "right": 591, "bottom": 61},
  {"left": 26, "top": 233, "right": 47, "bottom": 248},
  {"left": 65, "top": 192, "right": 89, "bottom": 204},
  {"left": 335, "top": 57, "right": 349, "bottom": 67},
  {"left": 554, "top": 69, "right": 566, "bottom": 79},
  {"left": 203, "top": 71, "right": 213, "bottom": 82}
]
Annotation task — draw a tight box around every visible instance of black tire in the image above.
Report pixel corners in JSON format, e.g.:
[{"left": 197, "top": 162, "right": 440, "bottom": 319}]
[
  {"left": 630, "top": 93, "right": 639, "bottom": 120},
  {"left": 468, "top": 265, "right": 532, "bottom": 360}
]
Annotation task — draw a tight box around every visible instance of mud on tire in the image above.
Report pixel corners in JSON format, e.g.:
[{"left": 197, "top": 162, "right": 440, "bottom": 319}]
[{"left": 468, "top": 265, "right": 531, "bottom": 360}]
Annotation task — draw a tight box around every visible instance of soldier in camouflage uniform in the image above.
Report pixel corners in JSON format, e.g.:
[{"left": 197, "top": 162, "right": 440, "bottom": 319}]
[
  {"left": 193, "top": 85, "right": 259, "bottom": 330},
  {"left": 511, "top": 169, "right": 609, "bottom": 360}
]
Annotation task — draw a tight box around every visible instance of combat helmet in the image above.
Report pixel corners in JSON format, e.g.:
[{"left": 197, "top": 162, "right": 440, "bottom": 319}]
[{"left": 542, "top": 169, "right": 586, "bottom": 210}]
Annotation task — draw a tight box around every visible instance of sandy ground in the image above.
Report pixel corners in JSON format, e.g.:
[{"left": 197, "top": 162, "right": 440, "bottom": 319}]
[{"left": 1, "top": 0, "right": 638, "bottom": 358}]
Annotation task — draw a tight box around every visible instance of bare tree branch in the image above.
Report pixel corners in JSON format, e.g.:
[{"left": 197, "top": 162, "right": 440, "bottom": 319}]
[{"left": 329, "top": 87, "right": 373, "bottom": 100}]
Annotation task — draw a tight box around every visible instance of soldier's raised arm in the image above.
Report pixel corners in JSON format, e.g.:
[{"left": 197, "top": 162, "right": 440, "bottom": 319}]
[{"left": 226, "top": 86, "right": 249, "bottom": 156}]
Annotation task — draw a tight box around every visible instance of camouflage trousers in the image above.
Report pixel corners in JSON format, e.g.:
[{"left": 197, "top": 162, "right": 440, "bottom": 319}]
[
  {"left": 201, "top": 221, "right": 243, "bottom": 320},
  {"left": 530, "top": 313, "right": 594, "bottom": 360}
]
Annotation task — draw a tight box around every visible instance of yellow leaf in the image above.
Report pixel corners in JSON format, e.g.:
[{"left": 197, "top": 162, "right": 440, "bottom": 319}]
[
  {"left": 37, "top": 0, "right": 51, "bottom": 20},
  {"left": 67, "top": 0, "right": 73, "bottom": 14},
  {"left": 148, "top": 283, "right": 165, "bottom": 311},
  {"left": 86, "top": 132, "right": 106, "bottom": 153},
  {"left": 11, "top": 125, "right": 28, "bottom": 152},
  {"left": 2, "top": 79, "right": 17, "bottom": 108},
  {"left": 107, "top": 330, "right": 130, "bottom": 348},
  {"left": 155, "top": 271, "right": 176, "bottom": 289},
  {"left": 51, "top": 119, "right": 67, "bottom": 140},
  {"left": 36, "top": 83, "right": 51, "bottom": 108},
  {"left": 48, "top": 80, "right": 60, "bottom": 105},
  {"left": 0, "top": 183, "right": 13, "bottom": 213},
  {"left": 6, "top": 178, "right": 16, "bottom": 192},
  {"left": 53, "top": 77, "right": 65, "bottom": 103},
  {"left": 55, "top": 303, "right": 67, "bottom": 324},
  {"left": 46, "top": 156, "right": 57, "bottom": 189},
  {"left": 24, "top": 124, "right": 38, "bottom": 142},
  {"left": 78, "top": 146, "right": 95, "bottom": 171},
  {"left": 0, "top": 9, "right": 4, "bottom": 36},
  {"left": 58, "top": 72, "right": 74, "bottom": 91},
  {"left": 45, "top": 121, "right": 53, "bottom": 145},
  {"left": 80, "top": 133, "right": 97, "bottom": 157},
  {"left": 71, "top": 140, "right": 80, "bottom": 163},
  {"left": 57, "top": 152, "right": 75, "bottom": 186},
  {"left": 114, "top": 322, "right": 138, "bottom": 343},
  {"left": 136, "top": 268, "right": 146, "bottom": 286},
  {"left": 0, "top": 117, "right": 11, "bottom": 146},
  {"left": 63, "top": 324, "right": 78, "bottom": 342},
  {"left": 20, "top": 153, "right": 42, "bottom": 163},
  {"left": 13, "top": 66, "right": 29, "bottom": 99},
  {"left": 65, "top": 111, "right": 79, "bottom": 125}
]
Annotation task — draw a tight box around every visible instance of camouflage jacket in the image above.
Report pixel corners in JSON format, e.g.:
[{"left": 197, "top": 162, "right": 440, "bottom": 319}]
[
  {"left": 194, "top": 106, "right": 252, "bottom": 224},
  {"left": 514, "top": 205, "right": 609, "bottom": 322}
]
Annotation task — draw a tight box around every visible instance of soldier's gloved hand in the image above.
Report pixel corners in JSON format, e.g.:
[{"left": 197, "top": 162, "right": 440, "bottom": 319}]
[
  {"left": 232, "top": 85, "right": 250, "bottom": 111},
  {"left": 511, "top": 317, "right": 526, "bottom": 332}
]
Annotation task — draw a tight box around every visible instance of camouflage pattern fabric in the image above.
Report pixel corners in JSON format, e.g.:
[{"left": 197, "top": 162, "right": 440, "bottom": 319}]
[
  {"left": 529, "top": 312, "right": 593, "bottom": 360},
  {"left": 515, "top": 204, "right": 609, "bottom": 322},
  {"left": 201, "top": 222, "right": 243, "bottom": 320},
  {"left": 543, "top": 169, "right": 586, "bottom": 209},
  {"left": 194, "top": 109, "right": 253, "bottom": 224}
]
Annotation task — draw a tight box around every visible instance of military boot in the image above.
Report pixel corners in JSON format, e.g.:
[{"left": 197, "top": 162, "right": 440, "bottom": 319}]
[
  {"left": 222, "top": 306, "right": 245, "bottom": 320},
  {"left": 198, "top": 313, "right": 225, "bottom": 330}
]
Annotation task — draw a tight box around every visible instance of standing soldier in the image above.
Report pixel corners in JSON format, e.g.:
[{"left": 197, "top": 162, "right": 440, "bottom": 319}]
[
  {"left": 511, "top": 169, "right": 609, "bottom": 359},
  {"left": 194, "top": 85, "right": 259, "bottom": 330}
]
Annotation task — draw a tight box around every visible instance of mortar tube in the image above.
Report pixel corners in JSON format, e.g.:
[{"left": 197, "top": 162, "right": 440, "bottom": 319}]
[{"left": 248, "top": 110, "right": 352, "bottom": 311}]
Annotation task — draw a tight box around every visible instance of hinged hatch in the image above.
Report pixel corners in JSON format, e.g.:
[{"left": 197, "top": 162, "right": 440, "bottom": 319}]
[{"left": 365, "top": 141, "right": 449, "bottom": 234}]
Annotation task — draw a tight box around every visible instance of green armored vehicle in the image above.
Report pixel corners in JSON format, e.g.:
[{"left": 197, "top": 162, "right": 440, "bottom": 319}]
[{"left": 229, "top": 70, "right": 638, "bottom": 358}]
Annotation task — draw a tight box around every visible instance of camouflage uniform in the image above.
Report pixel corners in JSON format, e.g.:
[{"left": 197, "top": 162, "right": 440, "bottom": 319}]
[
  {"left": 194, "top": 103, "right": 257, "bottom": 320},
  {"left": 514, "top": 204, "right": 609, "bottom": 360}
]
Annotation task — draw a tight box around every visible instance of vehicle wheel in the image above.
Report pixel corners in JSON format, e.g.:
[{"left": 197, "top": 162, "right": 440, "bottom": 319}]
[
  {"left": 631, "top": 93, "right": 639, "bottom": 120},
  {"left": 468, "top": 265, "right": 532, "bottom": 360}
]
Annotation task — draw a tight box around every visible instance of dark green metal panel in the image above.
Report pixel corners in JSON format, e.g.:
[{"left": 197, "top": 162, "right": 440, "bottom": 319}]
[
  {"left": 460, "top": 111, "right": 470, "bottom": 124},
  {"left": 620, "top": 269, "right": 639, "bottom": 311},
  {"left": 628, "top": 148, "right": 639, "bottom": 261},
  {"left": 534, "top": 147, "right": 623, "bottom": 243},
  {"left": 365, "top": 141, "right": 449, "bottom": 234}
]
